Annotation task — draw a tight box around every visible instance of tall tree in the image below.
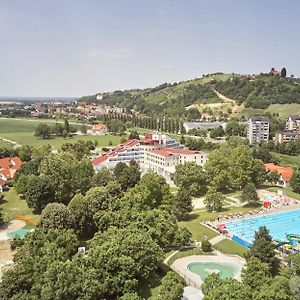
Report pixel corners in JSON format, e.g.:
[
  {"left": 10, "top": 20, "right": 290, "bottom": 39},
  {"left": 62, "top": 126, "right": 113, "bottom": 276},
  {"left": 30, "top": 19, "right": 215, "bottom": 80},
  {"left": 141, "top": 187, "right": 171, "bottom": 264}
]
[
  {"left": 174, "top": 162, "right": 207, "bottom": 196},
  {"left": 241, "top": 183, "right": 259, "bottom": 204},
  {"left": 173, "top": 188, "right": 193, "bottom": 220},
  {"left": 204, "top": 187, "right": 224, "bottom": 212},
  {"left": 250, "top": 226, "right": 277, "bottom": 274}
]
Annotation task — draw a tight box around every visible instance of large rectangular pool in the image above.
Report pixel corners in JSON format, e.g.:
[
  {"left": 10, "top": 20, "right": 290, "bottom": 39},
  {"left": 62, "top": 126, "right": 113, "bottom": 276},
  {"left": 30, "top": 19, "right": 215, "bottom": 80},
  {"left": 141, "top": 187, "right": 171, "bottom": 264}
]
[{"left": 226, "top": 209, "right": 300, "bottom": 243}]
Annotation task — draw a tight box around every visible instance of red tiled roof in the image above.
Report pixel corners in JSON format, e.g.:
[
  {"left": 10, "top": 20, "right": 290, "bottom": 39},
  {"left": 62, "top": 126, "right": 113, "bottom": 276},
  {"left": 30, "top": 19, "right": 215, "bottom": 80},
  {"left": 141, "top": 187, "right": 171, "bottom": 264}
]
[
  {"left": 0, "top": 157, "right": 22, "bottom": 169},
  {"left": 149, "top": 148, "right": 201, "bottom": 157},
  {"left": 0, "top": 157, "right": 11, "bottom": 169},
  {"left": 264, "top": 163, "right": 294, "bottom": 182},
  {"left": 92, "top": 156, "right": 108, "bottom": 166},
  {"left": 92, "top": 123, "right": 107, "bottom": 131},
  {"left": 0, "top": 157, "right": 22, "bottom": 182},
  {"left": 0, "top": 178, "right": 5, "bottom": 186}
]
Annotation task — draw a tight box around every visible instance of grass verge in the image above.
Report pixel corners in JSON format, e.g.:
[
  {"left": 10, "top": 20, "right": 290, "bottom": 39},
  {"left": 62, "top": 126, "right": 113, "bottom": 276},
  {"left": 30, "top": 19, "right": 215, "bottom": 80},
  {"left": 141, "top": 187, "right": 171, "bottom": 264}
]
[{"left": 214, "top": 238, "right": 248, "bottom": 257}]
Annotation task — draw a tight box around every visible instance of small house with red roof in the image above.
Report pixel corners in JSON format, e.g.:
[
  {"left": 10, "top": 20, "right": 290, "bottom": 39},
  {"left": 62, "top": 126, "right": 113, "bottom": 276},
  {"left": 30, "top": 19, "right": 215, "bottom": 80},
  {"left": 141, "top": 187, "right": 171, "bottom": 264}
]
[
  {"left": 0, "top": 156, "right": 23, "bottom": 192},
  {"left": 264, "top": 163, "right": 294, "bottom": 188},
  {"left": 88, "top": 123, "right": 108, "bottom": 135}
]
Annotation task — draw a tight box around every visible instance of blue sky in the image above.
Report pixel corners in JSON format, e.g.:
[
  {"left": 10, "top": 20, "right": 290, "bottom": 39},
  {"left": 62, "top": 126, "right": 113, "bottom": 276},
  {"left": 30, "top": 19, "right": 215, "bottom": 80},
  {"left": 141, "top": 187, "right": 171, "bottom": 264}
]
[{"left": 0, "top": 0, "right": 299, "bottom": 97}]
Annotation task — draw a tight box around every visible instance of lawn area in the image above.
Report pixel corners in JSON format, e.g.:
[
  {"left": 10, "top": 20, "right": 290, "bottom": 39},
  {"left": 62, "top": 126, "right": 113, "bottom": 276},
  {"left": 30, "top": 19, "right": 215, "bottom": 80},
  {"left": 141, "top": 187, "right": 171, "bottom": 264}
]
[
  {"left": 271, "top": 152, "right": 300, "bottom": 167},
  {"left": 0, "top": 139, "right": 13, "bottom": 148},
  {"left": 214, "top": 239, "right": 248, "bottom": 257},
  {"left": 178, "top": 216, "right": 218, "bottom": 241},
  {"left": 167, "top": 247, "right": 207, "bottom": 266},
  {"left": 0, "top": 188, "right": 40, "bottom": 228},
  {"left": 0, "top": 118, "right": 124, "bottom": 148},
  {"left": 267, "top": 104, "right": 300, "bottom": 119}
]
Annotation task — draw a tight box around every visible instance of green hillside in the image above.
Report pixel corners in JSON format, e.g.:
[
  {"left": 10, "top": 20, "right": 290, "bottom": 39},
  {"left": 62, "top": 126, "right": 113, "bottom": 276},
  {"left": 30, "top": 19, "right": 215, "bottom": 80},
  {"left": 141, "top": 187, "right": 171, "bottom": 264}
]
[{"left": 78, "top": 73, "right": 300, "bottom": 117}]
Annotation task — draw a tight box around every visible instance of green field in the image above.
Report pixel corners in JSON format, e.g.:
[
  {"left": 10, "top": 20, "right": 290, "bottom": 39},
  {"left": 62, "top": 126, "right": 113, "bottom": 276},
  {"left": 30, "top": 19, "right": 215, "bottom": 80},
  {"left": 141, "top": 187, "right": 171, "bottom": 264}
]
[
  {"left": 178, "top": 217, "right": 218, "bottom": 241},
  {"left": 0, "top": 188, "right": 40, "bottom": 228},
  {"left": 239, "top": 104, "right": 300, "bottom": 120},
  {"left": 0, "top": 118, "right": 124, "bottom": 148},
  {"left": 0, "top": 139, "right": 13, "bottom": 148},
  {"left": 214, "top": 239, "right": 248, "bottom": 257},
  {"left": 267, "top": 104, "right": 300, "bottom": 119},
  {"left": 272, "top": 152, "right": 300, "bottom": 167}
]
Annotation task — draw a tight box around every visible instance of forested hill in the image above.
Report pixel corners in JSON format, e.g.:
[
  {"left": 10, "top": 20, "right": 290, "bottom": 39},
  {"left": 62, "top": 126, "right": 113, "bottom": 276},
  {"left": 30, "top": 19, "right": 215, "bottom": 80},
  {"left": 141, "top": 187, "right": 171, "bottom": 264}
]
[{"left": 78, "top": 73, "right": 300, "bottom": 116}]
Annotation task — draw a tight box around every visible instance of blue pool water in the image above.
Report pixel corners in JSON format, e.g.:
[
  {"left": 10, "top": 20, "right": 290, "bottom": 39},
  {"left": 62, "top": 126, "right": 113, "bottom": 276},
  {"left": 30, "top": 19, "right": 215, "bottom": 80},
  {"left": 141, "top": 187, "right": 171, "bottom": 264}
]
[
  {"left": 7, "top": 228, "right": 31, "bottom": 238},
  {"left": 226, "top": 209, "right": 300, "bottom": 243}
]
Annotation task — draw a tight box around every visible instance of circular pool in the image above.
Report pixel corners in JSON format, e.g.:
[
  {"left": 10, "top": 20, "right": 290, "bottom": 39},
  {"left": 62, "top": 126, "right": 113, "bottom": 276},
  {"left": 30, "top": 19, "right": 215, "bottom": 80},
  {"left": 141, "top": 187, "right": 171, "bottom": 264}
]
[{"left": 187, "top": 262, "right": 239, "bottom": 281}]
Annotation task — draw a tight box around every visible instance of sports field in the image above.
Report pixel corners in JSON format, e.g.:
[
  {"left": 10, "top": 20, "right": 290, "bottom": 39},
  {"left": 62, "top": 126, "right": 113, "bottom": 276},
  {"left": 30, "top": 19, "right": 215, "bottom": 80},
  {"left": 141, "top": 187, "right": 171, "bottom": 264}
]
[{"left": 0, "top": 118, "right": 123, "bottom": 148}]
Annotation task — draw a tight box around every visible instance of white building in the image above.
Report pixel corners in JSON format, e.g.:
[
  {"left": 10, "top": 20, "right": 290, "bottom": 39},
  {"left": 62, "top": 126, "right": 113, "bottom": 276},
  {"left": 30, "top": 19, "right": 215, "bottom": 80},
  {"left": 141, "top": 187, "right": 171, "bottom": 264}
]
[
  {"left": 143, "top": 148, "right": 208, "bottom": 183},
  {"left": 183, "top": 121, "right": 226, "bottom": 132},
  {"left": 91, "top": 132, "right": 207, "bottom": 183},
  {"left": 248, "top": 117, "right": 269, "bottom": 145}
]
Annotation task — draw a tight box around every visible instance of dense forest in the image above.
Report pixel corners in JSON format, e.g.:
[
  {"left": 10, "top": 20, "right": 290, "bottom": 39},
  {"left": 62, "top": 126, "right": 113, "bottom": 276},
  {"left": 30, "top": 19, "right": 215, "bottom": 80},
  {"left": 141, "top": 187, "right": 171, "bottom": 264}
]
[{"left": 78, "top": 73, "right": 300, "bottom": 116}]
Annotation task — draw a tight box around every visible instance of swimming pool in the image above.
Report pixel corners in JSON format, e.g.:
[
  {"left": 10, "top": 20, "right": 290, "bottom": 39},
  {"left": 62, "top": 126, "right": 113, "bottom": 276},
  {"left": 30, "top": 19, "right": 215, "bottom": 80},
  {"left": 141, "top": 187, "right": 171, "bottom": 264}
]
[
  {"left": 188, "top": 262, "right": 239, "bottom": 281},
  {"left": 226, "top": 209, "right": 300, "bottom": 243},
  {"left": 7, "top": 228, "right": 31, "bottom": 238}
]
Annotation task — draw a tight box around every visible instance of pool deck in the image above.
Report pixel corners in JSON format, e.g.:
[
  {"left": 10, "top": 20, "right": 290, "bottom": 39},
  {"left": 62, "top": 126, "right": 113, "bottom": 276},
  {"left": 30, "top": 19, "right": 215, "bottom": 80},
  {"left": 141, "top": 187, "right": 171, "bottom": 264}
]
[
  {"left": 0, "top": 220, "right": 26, "bottom": 241},
  {"left": 171, "top": 252, "right": 245, "bottom": 288}
]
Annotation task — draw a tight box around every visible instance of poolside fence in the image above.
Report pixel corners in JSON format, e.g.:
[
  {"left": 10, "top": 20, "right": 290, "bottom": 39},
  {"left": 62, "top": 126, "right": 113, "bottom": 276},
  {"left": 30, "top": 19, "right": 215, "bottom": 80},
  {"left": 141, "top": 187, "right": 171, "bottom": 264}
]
[{"left": 171, "top": 265, "right": 199, "bottom": 288}]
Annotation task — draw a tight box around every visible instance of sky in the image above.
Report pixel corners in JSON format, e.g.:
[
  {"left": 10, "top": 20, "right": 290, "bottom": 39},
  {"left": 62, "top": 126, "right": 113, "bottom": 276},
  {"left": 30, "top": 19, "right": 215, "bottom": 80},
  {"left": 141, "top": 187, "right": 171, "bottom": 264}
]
[{"left": 0, "top": 0, "right": 299, "bottom": 97}]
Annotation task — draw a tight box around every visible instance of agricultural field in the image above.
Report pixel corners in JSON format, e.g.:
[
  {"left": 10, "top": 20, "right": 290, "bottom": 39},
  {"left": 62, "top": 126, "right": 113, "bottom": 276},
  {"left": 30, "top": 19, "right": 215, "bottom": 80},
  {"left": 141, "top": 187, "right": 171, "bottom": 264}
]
[{"left": 0, "top": 118, "right": 124, "bottom": 148}]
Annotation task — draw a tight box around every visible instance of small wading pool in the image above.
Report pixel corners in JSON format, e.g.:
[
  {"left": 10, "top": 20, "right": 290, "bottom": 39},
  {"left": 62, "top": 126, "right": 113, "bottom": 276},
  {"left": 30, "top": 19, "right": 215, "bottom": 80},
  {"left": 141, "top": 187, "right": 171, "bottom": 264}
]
[
  {"left": 187, "top": 262, "right": 239, "bottom": 281},
  {"left": 7, "top": 228, "right": 31, "bottom": 238}
]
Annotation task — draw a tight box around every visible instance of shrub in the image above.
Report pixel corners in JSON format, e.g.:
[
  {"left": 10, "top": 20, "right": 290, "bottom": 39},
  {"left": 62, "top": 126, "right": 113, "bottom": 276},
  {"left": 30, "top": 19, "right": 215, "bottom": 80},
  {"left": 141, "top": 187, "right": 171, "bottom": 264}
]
[{"left": 201, "top": 240, "right": 212, "bottom": 252}]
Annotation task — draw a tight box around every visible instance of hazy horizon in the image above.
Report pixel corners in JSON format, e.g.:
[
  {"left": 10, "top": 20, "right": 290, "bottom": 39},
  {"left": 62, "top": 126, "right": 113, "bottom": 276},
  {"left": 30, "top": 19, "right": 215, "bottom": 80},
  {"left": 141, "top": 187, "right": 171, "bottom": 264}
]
[{"left": 1, "top": 0, "right": 299, "bottom": 97}]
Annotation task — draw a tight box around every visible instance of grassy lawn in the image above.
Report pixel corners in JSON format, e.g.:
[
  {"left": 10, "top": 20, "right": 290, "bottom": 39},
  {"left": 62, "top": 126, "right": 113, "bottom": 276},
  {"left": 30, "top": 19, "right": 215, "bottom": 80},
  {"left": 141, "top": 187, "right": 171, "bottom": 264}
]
[
  {"left": 0, "top": 118, "right": 124, "bottom": 148},
  {"left": 0, "top": 188, "right": 40, "bottom": 228},
  {"left": 214, "top": 239, "right": 248, "bottom": 257},
  {"left": 167, "top": 247, "right": 207, "bottom": 266},
  {"left": 271, "top": 152, "right": 300, "bottom": 167},
  {"left": 267, "top": 104, "right": 300, "bottom": 119},
  {"left": 0, "top": 139, "right": 13, "bottom": 148},
  {"left": 178, "top": 216, "right": 218, "bottom": 241}
]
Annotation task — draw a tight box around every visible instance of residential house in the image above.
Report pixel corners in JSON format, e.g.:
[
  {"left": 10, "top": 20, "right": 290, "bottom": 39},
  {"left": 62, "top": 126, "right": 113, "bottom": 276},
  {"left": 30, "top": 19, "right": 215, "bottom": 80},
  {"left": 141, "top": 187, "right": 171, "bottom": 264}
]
[
  {"left": 264, "top": 163, "right": 294, "bottom": 188},
  {"left": 88, "top": 123, "right": 108, "bottom": 135},
  {"left": 0, "top": 156, "right": 23, "bottom": 192}
]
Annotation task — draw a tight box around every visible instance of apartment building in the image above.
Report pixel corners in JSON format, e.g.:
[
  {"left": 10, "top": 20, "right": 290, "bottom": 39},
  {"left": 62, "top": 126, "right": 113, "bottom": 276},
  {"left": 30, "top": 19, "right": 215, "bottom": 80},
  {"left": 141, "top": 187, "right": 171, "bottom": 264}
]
[
  {"left": 248, "top": 117, "right": 269, "bottom": 145},
  {"left": 277, "top": 115, "right": 300, "bottom": 144},
  {"left": 286, "top": 115, "right": 300, "bottom": 133}
]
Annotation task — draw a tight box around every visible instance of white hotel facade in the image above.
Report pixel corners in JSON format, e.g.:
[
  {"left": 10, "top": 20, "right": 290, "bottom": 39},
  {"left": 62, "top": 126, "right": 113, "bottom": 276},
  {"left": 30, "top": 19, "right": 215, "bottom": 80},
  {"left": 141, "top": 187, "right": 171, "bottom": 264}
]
[{"left": 92, "top": 132, "right": 208, "bottom": 183}]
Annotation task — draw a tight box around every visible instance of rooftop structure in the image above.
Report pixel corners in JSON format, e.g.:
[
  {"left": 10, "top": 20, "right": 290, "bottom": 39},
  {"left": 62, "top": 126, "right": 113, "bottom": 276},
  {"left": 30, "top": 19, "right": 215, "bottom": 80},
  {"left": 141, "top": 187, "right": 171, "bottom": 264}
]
[
  {"left": 264, "top": 163, "right": 294, "bottom": 187},
  {"left": 0, "top": 156, "right": 22, "bottom": 192}
]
